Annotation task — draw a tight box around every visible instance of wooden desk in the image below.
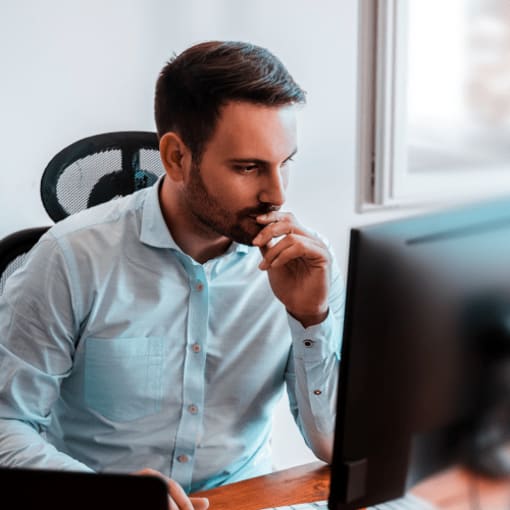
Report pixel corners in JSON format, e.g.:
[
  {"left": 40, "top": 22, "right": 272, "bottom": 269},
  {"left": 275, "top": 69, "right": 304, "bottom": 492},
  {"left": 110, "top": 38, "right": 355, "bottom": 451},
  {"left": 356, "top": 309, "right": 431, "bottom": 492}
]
[{"left": 192, "top": 461, "right": 510, "bottom": 510}]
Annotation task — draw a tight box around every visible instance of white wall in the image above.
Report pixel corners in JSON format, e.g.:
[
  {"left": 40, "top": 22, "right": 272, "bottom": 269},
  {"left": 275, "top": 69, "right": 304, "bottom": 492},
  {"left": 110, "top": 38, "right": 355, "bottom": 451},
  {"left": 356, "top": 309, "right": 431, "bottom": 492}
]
[{"left": 0, "top": 0, "right": 407, "bottom": 471}]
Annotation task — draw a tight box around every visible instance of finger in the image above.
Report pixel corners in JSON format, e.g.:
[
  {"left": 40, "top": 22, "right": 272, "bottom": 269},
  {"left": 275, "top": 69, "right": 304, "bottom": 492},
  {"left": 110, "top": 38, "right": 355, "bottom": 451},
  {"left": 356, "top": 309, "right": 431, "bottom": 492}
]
[
  {"left": 255, "top": 210, "right": 291, "bottom": 223},
  {"left": 133, "top": 469, "right": 181, "bottom": 510},
  {"left": 253, "top": 217, "right": 308, "bottom": 248},
  {"left": 252, "top": 222, "right": 293, "bottom": 248},
  {"left": 259, "top": 235, "right": 328, "bottom": 270},
  {"left": 262, "top": 242, "right": 305, "bottom": 269},
  {"left": 168, "top": 479, "right": 195, "bottom": 510},
  {"left": 135, "top": 468, "right": 196, "bottom": 510},
  {"left": 191, "top": 497, "right": 210, "bottom": 510},
  {"left": 255, "top": 211, "right": 302, "bottom": 228}
]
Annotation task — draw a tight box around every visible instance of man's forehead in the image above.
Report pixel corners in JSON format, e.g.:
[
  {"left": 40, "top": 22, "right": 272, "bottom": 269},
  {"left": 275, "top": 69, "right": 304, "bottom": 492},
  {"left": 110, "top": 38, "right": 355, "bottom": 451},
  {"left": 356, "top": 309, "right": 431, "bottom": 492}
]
[{"left": 208, "top": 101, "right": 298, "bottom": 158}]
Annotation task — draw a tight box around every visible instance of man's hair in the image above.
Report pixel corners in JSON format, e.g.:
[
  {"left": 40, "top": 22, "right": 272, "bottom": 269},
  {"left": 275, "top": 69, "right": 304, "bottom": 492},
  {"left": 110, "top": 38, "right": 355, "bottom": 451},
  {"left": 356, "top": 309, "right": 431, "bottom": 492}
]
[{"left": 154, "top": 40, "right": 306, "bottom": 162}]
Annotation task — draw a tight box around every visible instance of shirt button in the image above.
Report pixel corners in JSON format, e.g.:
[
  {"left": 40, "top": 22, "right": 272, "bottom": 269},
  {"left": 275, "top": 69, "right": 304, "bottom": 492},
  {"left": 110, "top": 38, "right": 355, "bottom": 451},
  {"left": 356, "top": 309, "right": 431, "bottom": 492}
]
[
  {"left": 177, "top": 455, "right": 189, "bottom": 463},
  {"left": 192, "top": 343, "right": 201, "bottom": 353},
  {"left": 303, "top": 339, "right": 314, "bottom": 348},
  {"left": 196, "top": 281, "right": 204, "bottom": 292},
  {"left": 188, "top": 404, "right": 199, "bottom": 414},
  {"left": 313, "top": 389, "right": 322, "bottom": 395}
]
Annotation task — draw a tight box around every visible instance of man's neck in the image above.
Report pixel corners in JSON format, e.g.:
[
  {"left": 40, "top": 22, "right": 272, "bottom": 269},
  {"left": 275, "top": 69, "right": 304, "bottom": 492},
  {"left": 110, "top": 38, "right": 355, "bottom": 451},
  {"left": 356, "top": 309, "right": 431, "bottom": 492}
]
[
  {"left": 178, "top": 233, "right": 232, "bottom": 264},
  {"left": 159, "top": 178, "right": 232, "bottom": 264}
]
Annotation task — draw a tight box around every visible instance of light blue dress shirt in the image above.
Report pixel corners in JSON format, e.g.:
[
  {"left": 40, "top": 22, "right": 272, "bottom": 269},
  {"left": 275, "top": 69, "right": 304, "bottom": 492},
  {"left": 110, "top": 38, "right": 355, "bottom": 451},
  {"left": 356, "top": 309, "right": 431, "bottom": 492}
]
[{"left": 0, "top": 178, "right": 344, "bottom": 493}]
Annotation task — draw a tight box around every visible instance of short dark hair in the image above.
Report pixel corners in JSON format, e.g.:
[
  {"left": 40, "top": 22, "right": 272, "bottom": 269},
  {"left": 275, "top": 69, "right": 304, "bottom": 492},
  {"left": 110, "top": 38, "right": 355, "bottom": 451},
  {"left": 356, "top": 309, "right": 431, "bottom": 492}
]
[{"left": 154, "top": 40, "right": 306, "bottom": 162}]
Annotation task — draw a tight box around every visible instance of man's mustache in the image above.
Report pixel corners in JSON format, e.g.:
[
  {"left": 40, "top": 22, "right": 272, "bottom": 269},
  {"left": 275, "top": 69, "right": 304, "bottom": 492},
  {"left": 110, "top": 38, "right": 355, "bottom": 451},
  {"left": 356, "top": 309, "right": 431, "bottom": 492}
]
[{"left": 242, "top": 204, "right": 281, "bottom": 216}]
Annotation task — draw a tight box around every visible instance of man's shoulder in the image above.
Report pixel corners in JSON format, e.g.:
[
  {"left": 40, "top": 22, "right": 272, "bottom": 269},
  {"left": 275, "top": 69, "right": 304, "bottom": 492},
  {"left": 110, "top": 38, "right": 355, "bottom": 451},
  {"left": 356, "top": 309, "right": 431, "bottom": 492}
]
[{"left": 48, "top": 189, "right": 147, "bottom": 242}]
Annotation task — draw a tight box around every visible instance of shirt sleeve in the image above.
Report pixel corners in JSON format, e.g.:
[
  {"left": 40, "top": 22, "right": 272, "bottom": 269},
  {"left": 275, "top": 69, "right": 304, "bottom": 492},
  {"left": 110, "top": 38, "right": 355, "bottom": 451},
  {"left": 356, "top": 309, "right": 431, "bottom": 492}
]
[
  {"left": 0, "top": 233, "right": 91, "bottom": 471},
  {"left": 284, "top": 243, "right": 345, "bottom": 463}
]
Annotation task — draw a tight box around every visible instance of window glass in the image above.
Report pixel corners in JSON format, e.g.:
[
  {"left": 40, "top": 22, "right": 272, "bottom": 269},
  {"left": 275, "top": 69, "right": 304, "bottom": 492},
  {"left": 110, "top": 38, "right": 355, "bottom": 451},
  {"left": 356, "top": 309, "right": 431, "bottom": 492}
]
[{"left": 407, "top": 0, "right": 510, "bottom": 175}]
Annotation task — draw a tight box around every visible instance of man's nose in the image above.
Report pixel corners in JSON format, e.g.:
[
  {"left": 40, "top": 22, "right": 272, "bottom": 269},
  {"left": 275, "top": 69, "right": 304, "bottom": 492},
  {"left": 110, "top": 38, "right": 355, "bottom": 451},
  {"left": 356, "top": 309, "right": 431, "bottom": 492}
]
[{"left": 258, "top": 168, "right": 286, "bottom": 206}]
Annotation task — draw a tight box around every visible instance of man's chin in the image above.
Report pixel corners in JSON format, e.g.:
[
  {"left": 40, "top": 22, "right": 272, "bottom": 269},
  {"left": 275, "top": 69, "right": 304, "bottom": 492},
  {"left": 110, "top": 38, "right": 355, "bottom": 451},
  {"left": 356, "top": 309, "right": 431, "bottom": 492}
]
[
  {"left": 229, "top": 223, "right": 262, "bottom": 246},
  {"left": 230, "top": 232, "right": 258, "bottom": 246}
]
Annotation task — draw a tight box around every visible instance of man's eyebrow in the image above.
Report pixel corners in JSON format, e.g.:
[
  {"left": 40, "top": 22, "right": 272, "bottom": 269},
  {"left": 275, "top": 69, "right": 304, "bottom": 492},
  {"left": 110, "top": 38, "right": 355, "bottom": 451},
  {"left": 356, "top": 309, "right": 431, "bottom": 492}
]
[
  {"left": 227, "top": 158, "right": 268, "bottom": 165},
  {"left": 286, "top": 148, "right": 298, "bottom": 160},
  {"left": 227, "top": 148, "right": 298, "bottom": 164}
]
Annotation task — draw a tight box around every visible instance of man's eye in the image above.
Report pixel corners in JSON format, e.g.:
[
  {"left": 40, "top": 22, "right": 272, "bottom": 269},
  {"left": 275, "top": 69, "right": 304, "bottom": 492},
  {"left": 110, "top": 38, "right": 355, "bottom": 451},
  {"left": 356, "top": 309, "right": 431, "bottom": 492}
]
[{"left": 234, "top": 165, "right": 258, "bottom": 173}]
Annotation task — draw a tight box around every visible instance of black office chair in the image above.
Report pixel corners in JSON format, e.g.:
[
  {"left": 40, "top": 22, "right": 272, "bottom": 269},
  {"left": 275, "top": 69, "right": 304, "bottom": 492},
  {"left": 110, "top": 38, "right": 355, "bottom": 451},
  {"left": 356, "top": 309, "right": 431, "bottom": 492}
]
[
  {"left": 40, "top": 131, "right": 164, "bottom": 222},
  {"left": 1, "top": 132, "right": 163, "bottom": 293},
  {"left": 0, "top": 226, "right": 50, "bottom": 295}
]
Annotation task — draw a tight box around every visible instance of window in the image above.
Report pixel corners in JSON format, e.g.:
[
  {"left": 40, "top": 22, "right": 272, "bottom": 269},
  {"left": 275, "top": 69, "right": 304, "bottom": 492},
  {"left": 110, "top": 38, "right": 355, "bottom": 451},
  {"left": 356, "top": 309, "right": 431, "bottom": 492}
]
[{"left": 359, "top": 0, "right": 510, "bottom": 210}]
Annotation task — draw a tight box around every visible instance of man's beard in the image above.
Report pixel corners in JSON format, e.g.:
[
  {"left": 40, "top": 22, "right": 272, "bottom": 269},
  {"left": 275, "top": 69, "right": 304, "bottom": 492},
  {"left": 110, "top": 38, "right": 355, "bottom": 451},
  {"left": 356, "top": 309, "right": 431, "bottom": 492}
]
[{"left": 184, "top": 162, "right": 278, "bottom": 245}]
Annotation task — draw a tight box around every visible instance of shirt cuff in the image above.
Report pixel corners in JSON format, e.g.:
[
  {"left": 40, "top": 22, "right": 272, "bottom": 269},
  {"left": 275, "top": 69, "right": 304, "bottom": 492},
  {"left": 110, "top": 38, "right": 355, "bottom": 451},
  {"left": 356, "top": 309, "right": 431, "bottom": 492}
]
[{"left": 287, "top": 310, "right": 341, "bottom": 362}]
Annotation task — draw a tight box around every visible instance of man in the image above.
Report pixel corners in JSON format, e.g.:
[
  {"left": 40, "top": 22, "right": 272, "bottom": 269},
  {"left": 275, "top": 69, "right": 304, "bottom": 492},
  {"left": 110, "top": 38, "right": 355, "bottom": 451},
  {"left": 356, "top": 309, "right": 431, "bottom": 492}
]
[{"left": 0, "top": 41, "right": 344, "bottom": 509}]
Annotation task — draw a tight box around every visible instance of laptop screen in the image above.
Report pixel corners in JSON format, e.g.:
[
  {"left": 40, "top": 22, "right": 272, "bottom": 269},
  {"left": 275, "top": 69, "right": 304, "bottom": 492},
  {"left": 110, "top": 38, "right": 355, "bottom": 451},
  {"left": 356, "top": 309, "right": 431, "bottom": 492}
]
[{"left": 0, "top": 467, "right": 169, "bottom": 509}]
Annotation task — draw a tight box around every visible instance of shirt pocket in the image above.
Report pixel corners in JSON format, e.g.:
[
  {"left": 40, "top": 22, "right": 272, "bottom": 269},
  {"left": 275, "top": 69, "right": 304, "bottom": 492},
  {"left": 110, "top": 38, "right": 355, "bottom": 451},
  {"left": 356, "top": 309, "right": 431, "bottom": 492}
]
[{"left": 84, "top": 336, "right": 165, "bottom": 422}]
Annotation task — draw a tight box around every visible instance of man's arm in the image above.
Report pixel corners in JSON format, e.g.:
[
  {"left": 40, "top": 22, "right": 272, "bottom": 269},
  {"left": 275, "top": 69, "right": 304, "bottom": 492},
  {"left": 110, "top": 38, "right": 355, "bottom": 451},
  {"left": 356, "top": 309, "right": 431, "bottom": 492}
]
[
  {"left": 0, "top": 419, "right": 93, "bottom": 471},
  {"left": 0, "top": 234, "right": 88, "bottom": 469},
  {"left": 253, "top": 212, "right": 344, "bottom": 461},
  {"left": 283, "top": 281, "right": 344, "bottom": 463}
]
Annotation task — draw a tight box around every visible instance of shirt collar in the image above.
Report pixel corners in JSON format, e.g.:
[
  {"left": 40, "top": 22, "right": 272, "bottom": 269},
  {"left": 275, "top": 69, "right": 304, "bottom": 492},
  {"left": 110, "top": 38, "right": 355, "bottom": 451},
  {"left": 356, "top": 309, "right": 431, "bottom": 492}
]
[{"left": 139, "top": 175, "right": 250, "bottom": 256}]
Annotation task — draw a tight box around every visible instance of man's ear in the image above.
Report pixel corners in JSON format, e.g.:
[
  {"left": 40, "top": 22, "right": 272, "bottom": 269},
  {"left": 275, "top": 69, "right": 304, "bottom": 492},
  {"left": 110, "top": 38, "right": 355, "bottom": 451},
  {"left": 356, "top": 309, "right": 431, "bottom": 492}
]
[{"left": 159, "top": 132, "right": 189, "bottom": 182}]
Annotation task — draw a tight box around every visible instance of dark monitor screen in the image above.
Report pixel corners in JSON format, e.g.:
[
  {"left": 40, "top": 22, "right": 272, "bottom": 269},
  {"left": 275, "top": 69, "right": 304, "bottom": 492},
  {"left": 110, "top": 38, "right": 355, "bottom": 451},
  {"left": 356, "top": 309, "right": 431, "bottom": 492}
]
[{"left": 328, "top": 196, "right": 510, "bottom": 509}]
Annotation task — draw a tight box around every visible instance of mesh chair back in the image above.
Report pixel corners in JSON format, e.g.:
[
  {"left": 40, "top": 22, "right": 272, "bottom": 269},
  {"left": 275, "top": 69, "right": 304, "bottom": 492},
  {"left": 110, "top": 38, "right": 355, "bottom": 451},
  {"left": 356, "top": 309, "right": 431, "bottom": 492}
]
[
  {"left": 40, "top": 131, "right": 164, "bottom": 222},
  {"left": 0, "top": 226, "right": 50, "bottom": 295}
]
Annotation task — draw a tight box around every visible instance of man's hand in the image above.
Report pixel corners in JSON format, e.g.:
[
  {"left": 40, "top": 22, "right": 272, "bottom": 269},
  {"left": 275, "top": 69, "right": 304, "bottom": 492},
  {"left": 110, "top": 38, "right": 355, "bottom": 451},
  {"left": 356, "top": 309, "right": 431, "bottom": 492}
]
[
  {"left": 135, "top": 469, "right": 209, "bottom": 510},
  {"left": 252, "top": 211, "right": 331, "bottom": 328}
]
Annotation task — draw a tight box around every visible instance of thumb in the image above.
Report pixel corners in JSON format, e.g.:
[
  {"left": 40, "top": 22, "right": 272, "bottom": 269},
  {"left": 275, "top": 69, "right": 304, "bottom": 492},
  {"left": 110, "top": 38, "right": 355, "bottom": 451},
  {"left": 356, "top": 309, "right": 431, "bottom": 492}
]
[{"left": 191, "top": 496, "right": 210, "bottom": 510}]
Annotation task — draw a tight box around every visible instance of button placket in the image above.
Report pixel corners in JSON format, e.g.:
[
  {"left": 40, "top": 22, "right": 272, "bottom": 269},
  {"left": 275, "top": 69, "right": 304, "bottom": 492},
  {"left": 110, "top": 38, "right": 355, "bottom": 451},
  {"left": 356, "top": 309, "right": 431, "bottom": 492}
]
[{"left": 171, "top": 266, "right": 209, "bottom": 491}]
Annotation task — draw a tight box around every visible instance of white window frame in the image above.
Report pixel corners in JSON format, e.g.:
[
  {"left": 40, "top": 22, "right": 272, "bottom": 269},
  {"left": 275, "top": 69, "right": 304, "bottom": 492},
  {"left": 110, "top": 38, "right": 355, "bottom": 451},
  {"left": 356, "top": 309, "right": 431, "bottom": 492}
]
[{"left": 358, "top": 0, "right": 510, "bottom": 212}]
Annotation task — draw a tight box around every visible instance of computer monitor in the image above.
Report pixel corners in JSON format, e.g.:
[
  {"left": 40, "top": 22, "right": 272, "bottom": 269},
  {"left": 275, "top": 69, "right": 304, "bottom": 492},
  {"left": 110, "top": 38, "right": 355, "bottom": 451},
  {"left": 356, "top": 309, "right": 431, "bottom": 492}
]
[{"left": 328, "top": 196, "right": 510, "bottom": 510}]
